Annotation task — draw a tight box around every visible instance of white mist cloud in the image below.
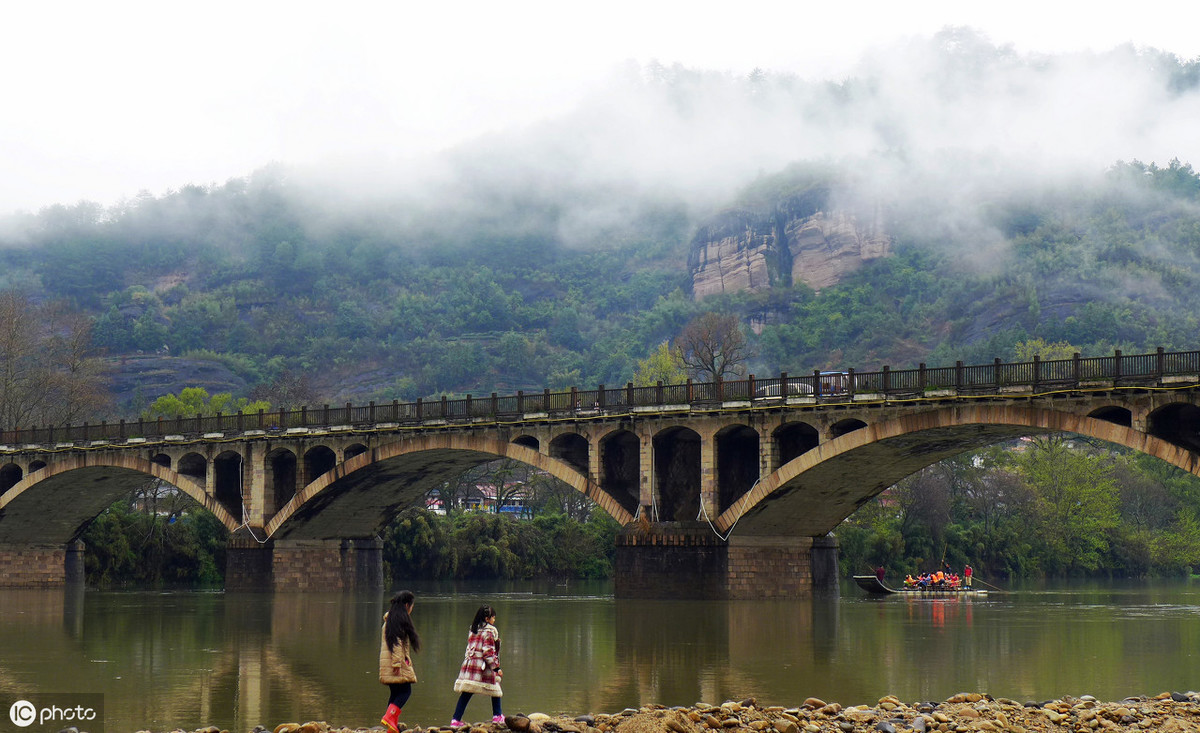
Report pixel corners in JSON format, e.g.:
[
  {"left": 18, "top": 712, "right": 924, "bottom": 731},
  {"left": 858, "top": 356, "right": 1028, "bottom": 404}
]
[{"left": 2, "top": 1, "right": 1198, "bottom": 216}]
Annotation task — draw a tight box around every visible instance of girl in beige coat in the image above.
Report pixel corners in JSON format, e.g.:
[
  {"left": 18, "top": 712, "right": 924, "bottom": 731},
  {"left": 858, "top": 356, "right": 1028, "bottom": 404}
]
[{"left": 379, "top": 590, "right": 420, "bottom": 733}]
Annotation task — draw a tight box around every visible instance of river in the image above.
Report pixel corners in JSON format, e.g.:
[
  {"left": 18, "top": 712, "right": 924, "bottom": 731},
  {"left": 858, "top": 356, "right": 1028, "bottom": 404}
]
[{"left": 2, "top": 579, "right": 1198, "bottom": 732}]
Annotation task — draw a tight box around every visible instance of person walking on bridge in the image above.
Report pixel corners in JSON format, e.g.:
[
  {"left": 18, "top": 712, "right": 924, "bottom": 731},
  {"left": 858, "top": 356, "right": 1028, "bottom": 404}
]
[
  {"left": 450, "top": 604, "right": 505, "bottom": 727},
  {"left": 379, "top": 590, "right": 420, "bottom": 733}
]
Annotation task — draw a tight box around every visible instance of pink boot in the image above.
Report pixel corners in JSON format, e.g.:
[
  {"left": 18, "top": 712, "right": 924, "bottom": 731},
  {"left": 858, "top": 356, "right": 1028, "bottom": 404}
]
[{"left": 381, "top": 704, "right": 401, "bottom": 733}]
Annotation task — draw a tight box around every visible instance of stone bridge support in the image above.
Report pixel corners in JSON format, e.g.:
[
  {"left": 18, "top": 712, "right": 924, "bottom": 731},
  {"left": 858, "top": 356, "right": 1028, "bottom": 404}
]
[
  {"left": 614, "top": 522, "right": 821, "bottom": 599},
  {"left": 226, "top": 530, "right": 382, "bottom": 591},
  {"left": 0, "top": 540, "right": 85, "bottom": 587}
]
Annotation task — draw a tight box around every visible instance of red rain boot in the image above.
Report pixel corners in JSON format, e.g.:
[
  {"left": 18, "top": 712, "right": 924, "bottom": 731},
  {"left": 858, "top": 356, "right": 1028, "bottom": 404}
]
[{"left": 381, "top": 704, "right": 401, "bottom": 733}]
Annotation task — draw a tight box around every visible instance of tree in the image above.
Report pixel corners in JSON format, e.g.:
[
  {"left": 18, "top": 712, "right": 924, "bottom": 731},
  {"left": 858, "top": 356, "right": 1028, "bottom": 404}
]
[
  {"left": 632, "top": 341, "right": 687, "bottom": 386},
  {"left": 0, "top": 290, "right": 111, "bottom": 428},
  {"left": 674, "top": 313, "right": 754, "bottom": 382},
  {"left": 249, "top": 369, "right": 321, "bottom": 410},
  {"left": 1013, "top": 338, "right": 1078, "bottom": 362},
  {"left": 1017, "top": 435, "right": 1120, "bottom": 573},
  {"left": 142, "top": 387, "right": 270, "bottom": 419}
]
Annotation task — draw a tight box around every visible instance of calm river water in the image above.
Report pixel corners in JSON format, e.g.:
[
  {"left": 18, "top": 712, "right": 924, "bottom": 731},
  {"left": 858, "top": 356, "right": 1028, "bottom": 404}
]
[{"left": 2, "top": 579, "right": 1199, "bottom": 732}]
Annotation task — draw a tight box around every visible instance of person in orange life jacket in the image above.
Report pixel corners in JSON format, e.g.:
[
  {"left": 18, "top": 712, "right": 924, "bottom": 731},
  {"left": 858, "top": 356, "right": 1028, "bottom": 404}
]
[
  {"left": 450, "top": 604, "right": 504, "bottom": 727},
  {"left": 379, "top": 590, "right": 420, "bottom": 733}
]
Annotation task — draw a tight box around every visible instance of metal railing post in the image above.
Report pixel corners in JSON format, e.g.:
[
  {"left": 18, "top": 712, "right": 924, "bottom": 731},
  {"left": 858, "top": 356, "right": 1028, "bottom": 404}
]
[
  {"left": 994, "top": 358, "right": 1001, "bottom": 389},
  {"left": 1114, "top": 349, "right": 1123, "bottom": 386},
  {"left": 1073, "top": 352, "right": 1081, "bottom": 385},
  {"left": 1032, "top": 355, "right": 1040, "bottom": 391}
]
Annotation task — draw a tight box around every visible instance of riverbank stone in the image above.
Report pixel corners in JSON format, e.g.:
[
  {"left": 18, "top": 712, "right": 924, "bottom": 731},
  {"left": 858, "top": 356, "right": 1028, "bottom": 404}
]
[{"left": 146, "top": 692, "right": 1200, "bottom": 733}]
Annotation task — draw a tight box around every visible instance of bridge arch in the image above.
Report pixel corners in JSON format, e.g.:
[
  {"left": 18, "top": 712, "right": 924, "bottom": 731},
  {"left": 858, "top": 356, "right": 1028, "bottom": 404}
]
[
  {"left": 773, "top": 421, "right": 819, "bottom": 468},
  {"left": 264, "top": 447, "right": 298, "bottom": 516},
  {"left": 1088, "top": 404, "right": 1133, "bottom": 427},
  {"left": 716, "top": 404, "right": 1200, "bottom": 538},
  {"left": 715, "top": 424, "right": 758, "bottom": 514},
  {"left": 512, "top": 435, "right": 539, "bottom": 451},
  {"left": 343, "top": 443, "right": 368, "bottom": 461},
  {"left": 549, "top": 432, "right": 588, "bottom": 474},
  {"left": 599, "top": 428, "right": 640, "bottom": 515},
  {"left": 1, "top": 463, "right": 21, "bottom": 492},
  {"left": 178, "top": 452, "right": 206, "bottom": 482},
  {"left": 303, "top": 445, "right": 337, "bottom": 484},
  {"left": 829, "top": 418, "right": 867, "bottom": 439},
  {"left": 1146, "top": 402, "right": 1200, "bottom": 453},
  {"left": 0, "top": 453, "right": 239, "bottom": 544},
  {"left": 264, "top": 434, "right": 632, "bottom": 540},
  {"left": 213, "top": 450, "right": 244, "bottom": 523},
  {"left": 653, "top": 426, "right": 701, "bottom": 521}
]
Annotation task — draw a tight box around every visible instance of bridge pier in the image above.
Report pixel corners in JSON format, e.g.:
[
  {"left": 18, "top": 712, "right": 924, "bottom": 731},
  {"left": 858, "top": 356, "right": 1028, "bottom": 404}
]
[
  {"left": 0, "top": 539, "right": 85, "bottom": 587},
  {"left": 613, "top": 522, "right": 818, "bottom": 599},
  {"left": 225, "top": 530, "right": 383, "bottom": 591},
  {"left": 810, "top": 533, "right": 840, "bottom": 591}
]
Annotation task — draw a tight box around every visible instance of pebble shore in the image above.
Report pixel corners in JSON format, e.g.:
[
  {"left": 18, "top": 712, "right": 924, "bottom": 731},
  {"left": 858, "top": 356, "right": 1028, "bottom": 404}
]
[{"left": 135, "top": 691, "right": 1200, "bottom": 733}]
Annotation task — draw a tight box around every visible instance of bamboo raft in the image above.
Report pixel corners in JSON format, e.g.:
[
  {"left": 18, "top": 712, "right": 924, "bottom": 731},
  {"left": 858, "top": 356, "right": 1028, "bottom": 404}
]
[{"left": 853, "top": 575, "right": 989, "bottom": 597}]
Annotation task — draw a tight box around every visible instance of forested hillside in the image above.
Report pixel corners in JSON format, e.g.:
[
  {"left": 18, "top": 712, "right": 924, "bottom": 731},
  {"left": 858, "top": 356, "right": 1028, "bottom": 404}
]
[{"left": 2, "top": 156, "right": 1200, "bottom": 415}]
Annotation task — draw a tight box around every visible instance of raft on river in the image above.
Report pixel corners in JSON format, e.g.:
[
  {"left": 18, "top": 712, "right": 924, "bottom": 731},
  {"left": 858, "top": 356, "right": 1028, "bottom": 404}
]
[{"left": 853, "top": 574, "right": 989, "bottom": 596}]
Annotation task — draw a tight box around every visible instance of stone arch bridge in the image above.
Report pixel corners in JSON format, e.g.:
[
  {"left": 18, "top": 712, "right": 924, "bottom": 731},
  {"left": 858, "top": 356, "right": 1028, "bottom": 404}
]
[{"left": 4, "top": 349, "right": 1200, "bottom": 598}]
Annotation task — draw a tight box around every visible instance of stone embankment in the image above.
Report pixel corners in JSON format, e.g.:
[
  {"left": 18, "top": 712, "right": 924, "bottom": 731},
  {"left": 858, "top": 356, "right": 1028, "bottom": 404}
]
[{"left": 142, "top": 692, "right": 1200, "bottom": 733}]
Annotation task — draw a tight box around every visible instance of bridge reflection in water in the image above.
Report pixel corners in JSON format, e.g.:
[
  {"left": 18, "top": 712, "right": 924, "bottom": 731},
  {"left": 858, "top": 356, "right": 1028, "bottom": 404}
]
[
  {"left": 0, "top": 586, "right": 837, "bottom": 732},
  {"left": 4, "top": 348, "right": 1200, "bottom": 597},
  {"left": 5, "top": 582, "right": 1200, "bottom": 731}
]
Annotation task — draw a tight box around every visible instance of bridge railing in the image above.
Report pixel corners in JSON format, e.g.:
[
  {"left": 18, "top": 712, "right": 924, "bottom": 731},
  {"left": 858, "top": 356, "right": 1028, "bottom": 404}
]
[{"left": 4, "top": 347, "right": 1200, "bottom": 447}]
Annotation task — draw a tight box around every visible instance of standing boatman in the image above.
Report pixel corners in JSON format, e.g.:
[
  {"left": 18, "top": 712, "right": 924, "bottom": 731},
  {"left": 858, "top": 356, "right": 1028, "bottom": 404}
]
[{"left": 964, "top": 564, "right": 973, "bottom": 588}]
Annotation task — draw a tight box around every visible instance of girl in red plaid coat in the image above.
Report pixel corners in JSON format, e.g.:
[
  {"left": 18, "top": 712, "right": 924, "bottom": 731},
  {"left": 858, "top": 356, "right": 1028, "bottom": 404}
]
[{"left": 450, "top": 604, "right": 504, "bottom": 726}]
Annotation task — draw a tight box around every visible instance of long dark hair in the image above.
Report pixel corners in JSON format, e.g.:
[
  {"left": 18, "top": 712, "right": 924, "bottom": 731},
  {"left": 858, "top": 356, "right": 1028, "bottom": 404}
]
[
  {"left": 470, "top": 604, "right": 496, "bottom": 633},
  {"left": 385, "top": 590, "right": 420, "bottom": 653}
]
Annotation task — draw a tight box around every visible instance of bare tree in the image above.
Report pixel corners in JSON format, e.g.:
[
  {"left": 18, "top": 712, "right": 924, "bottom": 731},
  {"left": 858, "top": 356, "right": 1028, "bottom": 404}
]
[
  {"left": 0, "top": 291, "right": 111, "bottom": 429},
  {"left": 249, "top": 369, "right": 321, "bottom": 410},
  {"left": 674, "top": 312, "right": 755, "bottom": 382}
]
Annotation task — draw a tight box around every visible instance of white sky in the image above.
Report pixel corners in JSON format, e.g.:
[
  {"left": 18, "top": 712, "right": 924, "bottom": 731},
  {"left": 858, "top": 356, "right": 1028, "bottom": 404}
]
[{"left": 2, "top": 0, "right": 1197, "bottom": 215}]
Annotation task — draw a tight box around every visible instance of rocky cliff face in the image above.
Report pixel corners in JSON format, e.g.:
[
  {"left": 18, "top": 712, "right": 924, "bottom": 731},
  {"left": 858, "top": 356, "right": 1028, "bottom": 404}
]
[{"left": 689, "top": 192, "right": 892, "bottom": 299}]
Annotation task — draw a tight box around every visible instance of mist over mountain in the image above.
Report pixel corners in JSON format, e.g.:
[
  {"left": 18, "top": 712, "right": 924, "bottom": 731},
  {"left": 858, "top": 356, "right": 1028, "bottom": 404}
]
[{"left": 2, "top": 30, "right": 1199, "bottom": 414}]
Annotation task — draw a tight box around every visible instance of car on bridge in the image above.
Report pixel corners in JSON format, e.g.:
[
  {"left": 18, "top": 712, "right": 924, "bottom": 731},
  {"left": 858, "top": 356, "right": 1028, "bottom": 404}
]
[{"left": 754, "top": 371, "right": 852, "bottom": 399}]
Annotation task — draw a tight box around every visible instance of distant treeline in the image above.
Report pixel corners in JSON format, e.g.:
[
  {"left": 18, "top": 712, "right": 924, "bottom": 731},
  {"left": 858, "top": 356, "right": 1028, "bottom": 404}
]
[
  {"left": 80, "top": 500, "right": 619, "bottom": 587},
  {"left": 840, "top": 436, "right": 1200, "bottom": 580}
]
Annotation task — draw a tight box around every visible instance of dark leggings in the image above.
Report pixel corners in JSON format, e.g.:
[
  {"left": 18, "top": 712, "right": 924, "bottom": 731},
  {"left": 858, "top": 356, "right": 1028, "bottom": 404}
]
[
  {"left": 387, "top": 683, "right": 412, "bottom": 709},
  {"left": 453, "top": 691, "right": 502, "bottom": 720}
]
